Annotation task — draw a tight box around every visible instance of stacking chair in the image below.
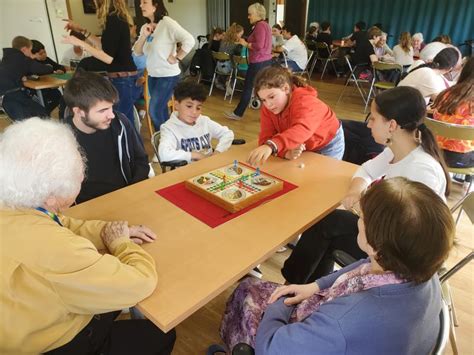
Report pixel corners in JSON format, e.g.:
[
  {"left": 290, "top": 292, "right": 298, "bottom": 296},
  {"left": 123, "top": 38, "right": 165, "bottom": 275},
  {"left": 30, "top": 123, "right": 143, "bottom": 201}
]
[
  {"left": 310, "top": 42, "right": 339, "bottom": 79},
  {"left": 226, "top": 55, "right": 248, "bottom": 104},
  {"left": 281, "top": 50, "right": 314, "bottom": 82},
  {"left": 424, "top": 117, "right": 474, "bottom": 197},
  {"left": 364, "top": 62, "right": 403, "bottom": 112},
  {"left": 209, "top": 51, "right": 232, "bottom": 97},
  {"left": 151, "top": 131, "right": 188, "bottom": 173},
  {"left": 336, "top": 55, "right": 371, "bottom": 107}
]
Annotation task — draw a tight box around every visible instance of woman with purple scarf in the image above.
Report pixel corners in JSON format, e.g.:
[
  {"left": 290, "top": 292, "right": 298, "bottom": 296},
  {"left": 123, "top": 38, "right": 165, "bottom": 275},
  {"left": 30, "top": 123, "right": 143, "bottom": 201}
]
[{"left": 219, "top": 177, "right": 454, "bottom": 354}]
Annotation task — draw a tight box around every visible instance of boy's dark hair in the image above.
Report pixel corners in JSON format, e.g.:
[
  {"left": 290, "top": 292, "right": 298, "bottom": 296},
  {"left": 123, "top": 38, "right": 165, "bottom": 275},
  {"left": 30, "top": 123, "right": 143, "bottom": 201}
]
[
  {"left": 31, "top": 40, "right": 45, "bottom": 54},
  {"left": 173, "top": 81, "right": 207, "bottom": 103},
  {"left": 355, "top": 21, "right": 366, "bottom": 31},
  {"left": 272, "top": 24, "right": 282, "bottom": 31},
  {"left": 63, "top": 70, "right": 118, "bottom": 112},
  {"left": 12, "top": 36, "right": 32, "bottom": 50},
  {"left": 321, "top": 21, "right": 331, "bottom": 31},
  {"left": 282, "top": 25, "right": 295, "bottom": 35}
]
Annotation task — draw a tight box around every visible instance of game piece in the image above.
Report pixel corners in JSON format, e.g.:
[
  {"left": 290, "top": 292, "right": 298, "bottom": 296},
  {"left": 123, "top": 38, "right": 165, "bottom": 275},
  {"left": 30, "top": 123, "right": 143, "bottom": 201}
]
[
  {"left": 298, "top": 163, "right": 305, "bottom": 168},
  {"left": 185, "top": 162, "right": 284, "bottom": 212}
]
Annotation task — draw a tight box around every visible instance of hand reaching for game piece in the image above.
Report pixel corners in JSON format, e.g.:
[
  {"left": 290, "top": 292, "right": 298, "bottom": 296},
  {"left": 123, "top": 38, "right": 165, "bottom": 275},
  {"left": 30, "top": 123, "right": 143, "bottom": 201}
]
[
  {"left": 191, "top": 151, "right": 207, "bottom": 161},
  {"left": 284, "top": 144, "right": 306, "bottom": 160},
  {"left": 268, "top": 282, "right": 320, "bottom": 305},
  {"left": 247, "top": 145, "right": 273, "bottom": 166}
]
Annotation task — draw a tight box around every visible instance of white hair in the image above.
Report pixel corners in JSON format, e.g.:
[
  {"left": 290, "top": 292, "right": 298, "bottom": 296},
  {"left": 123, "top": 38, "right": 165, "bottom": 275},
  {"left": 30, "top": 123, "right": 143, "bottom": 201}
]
[
  {"left": 309, "top": 22, "right": 319, "bottom": 30},
  {"left": 0, "top": 117, "right": 86, "bottom": 209},
  {"left": 412, "top": 32, "right": 424, "bottom": 42},
  {"left": 248, "top": 2, "right": 266, "bottom": 20}
]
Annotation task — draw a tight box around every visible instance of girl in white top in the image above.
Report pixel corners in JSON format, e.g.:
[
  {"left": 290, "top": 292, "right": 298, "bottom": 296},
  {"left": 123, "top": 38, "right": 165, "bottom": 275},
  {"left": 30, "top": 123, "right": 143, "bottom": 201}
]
[
  {"left": 392, "top": 32, "right": 414, "bottom": 67},
  {"left": 398, "top": 47, "right": 459, "bottom": 104},
  {"left": 281, "top": 86, "right": 451, "bottom": 284},
  {"left": 159, "top": 81, "right": 234, "bottom": 163},
  {"left": 133, "top": 0, "right": 195, "bottom": 131}
]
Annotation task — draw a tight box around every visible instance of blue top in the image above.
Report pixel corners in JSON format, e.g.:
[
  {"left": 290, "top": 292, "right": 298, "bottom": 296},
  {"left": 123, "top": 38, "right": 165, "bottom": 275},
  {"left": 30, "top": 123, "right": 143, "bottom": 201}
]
[{"left": 255, "top": 259, "right": 441, "bottom": 355}]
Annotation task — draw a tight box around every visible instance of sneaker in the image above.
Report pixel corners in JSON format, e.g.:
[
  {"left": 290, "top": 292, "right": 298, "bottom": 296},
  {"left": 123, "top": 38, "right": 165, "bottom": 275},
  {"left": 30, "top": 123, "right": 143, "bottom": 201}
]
[
  {"left": 215, "top": 82, "right": 226, "bottom": 90},
  {"left": 225, "top": 83, "right": 233, "bottom": 97},
  {"left": 248, "top": 266, "right": 263, "bottom": 279},
  {"left": 224, "top": 111, "right": 242, "bottom": 121}
]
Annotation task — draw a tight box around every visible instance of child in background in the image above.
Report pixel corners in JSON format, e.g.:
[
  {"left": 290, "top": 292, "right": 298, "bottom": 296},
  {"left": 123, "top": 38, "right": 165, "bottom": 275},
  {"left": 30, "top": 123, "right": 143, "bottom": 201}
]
[
  {"left": 31, "top": 40, "right": 66, "bottom": 73},
  {"left": 247, "top": 66, "right": 344, "bottom": 166},
  {"left": 159, "top": 81, "right": 234, "bottom": 163}
]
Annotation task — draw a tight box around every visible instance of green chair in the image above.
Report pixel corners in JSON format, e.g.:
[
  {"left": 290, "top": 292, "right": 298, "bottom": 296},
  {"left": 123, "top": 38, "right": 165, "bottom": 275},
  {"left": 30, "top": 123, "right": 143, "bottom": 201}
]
[{"left": 364, "top": 62, "right": 403, "bottom": 112}]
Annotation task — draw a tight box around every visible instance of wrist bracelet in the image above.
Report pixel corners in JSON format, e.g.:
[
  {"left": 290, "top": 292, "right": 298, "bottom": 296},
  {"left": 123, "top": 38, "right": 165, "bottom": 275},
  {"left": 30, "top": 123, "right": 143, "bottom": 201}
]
[{"left": 265, "top": 140, "right": 278, "bottom": 155}]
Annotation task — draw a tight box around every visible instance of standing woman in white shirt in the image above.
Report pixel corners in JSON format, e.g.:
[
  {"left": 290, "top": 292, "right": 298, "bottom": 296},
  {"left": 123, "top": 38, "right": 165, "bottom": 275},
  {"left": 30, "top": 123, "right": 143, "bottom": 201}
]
[
  {"left": 281, "top": 86, "right": 450, "bottom": 284},
  {"left": 133, "top": 0, "right": 195, "bottom": 131},
  {"left": 392, "top": 32, "right": 414, "bottom": 70}
]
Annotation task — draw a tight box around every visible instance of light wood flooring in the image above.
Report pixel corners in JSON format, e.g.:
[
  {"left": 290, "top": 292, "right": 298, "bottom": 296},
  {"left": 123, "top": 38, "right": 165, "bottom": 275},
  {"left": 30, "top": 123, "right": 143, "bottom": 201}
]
[{"left": 0, "top": 73, "right": 471, "bottom": 355}]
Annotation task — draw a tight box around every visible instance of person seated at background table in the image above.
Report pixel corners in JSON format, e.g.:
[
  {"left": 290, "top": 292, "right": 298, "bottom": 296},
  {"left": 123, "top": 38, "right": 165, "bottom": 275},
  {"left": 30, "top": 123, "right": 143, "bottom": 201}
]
[
  {"left": 305, "top": 22, "right": 319, "bottom": 42},
  {"left": 281, "top": 86, "right": 450, "bottom": 284},
  {"left": 0, "top": 36, "right": 53, "bottom": 120},
  {"left": 350, "top": 26, "right": 381, "bottom": 68},
  {"left": 412, "top": 32, "right": 426, "bottom": 58},
  {"left": 219, "top": 177, "right": 454, "bottom": 355},
  {"left": 31, "top": 39, "right": 66, "bottom": 74},
  {"left": 343, "top": 20, "right": 367, "bottom": 46},
  {"left": 159, "top": 81, "right": 234, "bottom": 163},
  {"left": 0, "top": 117, "right": 176, "bottom": 355},
  {"left": 431, "top": 57, "right": 474, "bottom": 169},
  {"left": 273, "top": 25, "right": 308, "bottom": 72},
  {"left": 63, "top": 71, "right": 149, "bottom": 204},
  {"left": 392, "top": 31, "right": 414, "bottom": 70},
  {"left": 374, "top": 32, "right": 393, "bottom": 60},
  {"left": 398, "top": 47, "right": 459, "bottom": 105},
  {"left": 314, "top": 21, "right": 333, "bottom": 58},
  {"left": 30, "top": 39, "right": 64, "bottom": 115},
  {"left": 61, "top": 31, "right": 91, "bottom": 69},
  {"left": 271, "top": 24, "right": 285, "bottom": 49},
  {"left": 210, "top": 26, "right": 225, "bottom": 52},
  {"left": 247, "top": 66, "right": 344, "bottom": 166}
]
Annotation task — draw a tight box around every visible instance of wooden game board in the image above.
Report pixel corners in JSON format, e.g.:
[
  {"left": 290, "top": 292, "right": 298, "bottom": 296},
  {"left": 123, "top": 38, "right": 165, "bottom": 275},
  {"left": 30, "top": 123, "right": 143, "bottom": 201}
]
[{"left": 184, "top": 162, "right": 284, "bottom": 213}]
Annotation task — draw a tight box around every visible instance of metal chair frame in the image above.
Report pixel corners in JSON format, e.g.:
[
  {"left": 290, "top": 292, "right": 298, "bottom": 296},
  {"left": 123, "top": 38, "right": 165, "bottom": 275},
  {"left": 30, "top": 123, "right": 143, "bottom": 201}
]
[
  {"left": 209, "top": 51, "right": 233, "bottom": 97},
  {"left": 364, "top": 62, "right": 403, "bottom": 112}
]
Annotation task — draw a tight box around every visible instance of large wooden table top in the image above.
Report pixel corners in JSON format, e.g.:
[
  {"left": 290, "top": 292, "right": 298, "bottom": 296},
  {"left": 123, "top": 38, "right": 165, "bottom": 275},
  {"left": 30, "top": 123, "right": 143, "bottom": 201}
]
[
  {"left": 23, "top": 73, "right": 70, "bottom": 90},
  {"left": 66, "top": 141, "right": 357, "bottom": 332}
]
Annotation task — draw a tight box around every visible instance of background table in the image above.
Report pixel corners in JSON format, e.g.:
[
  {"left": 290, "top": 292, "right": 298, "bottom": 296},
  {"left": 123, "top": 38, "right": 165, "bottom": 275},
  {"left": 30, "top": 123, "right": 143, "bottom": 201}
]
[
  {"left": 23, "top": 73, "right": 71, "bottom": 106},
  {"left": 66, "top": 142, "right": 357, "bottom": 332}
]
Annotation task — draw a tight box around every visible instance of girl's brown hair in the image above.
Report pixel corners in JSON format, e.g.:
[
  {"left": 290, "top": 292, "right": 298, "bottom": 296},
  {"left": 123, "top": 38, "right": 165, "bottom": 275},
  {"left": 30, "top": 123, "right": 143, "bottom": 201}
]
[
  {"left": 254, "top": 66, "right": 307, "bottom": 96},
  {"left": 360, "top": 177, "right": 454, "bottom": 283},
  {"left": 399, "top": 32, "right": 412, "bottom": 53},
  {"left": 95, "top": 0, "right": 133, "bottom": 28},
  {"left": 431, "top": 56, "right": 474, "bottom": 115},
  {"left": 223, "top": 23, "right": 244, "bottom": 44}
]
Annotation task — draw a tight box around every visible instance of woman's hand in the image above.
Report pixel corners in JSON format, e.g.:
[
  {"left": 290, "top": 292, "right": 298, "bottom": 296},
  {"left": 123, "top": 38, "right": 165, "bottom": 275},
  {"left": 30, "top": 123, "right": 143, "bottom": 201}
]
[
  {"left": 62, "top": 35, "right": 83, "bottom": 47},
  {"left": 139, "top": 23, "right": 153, "bottom": 38},
  {"left": 101, "top": 221, "right": 130, "bottom": 249},
  {"left": 54, "top": 70, "right": 65, "bottom": 74},
  {"left": 167, "top": 54, "right": 179, "bottom": 64},
  {"left": 63, "top": 20, "right": 84, "bottom": 32},
  {"left": 284, "top": 144, "right": 305, "bottom": 160},
  {"left": 341, "top": 193, "right": 360, "bottom": 213},
  {"left": 247, "top": 145, "right": 273, "bottom": 166},
  {"left": 129, "top": 224, "right": 157, "bottom": 245},
  {"left": 268, "top": 283, "right": 319, "bottom": 305}
]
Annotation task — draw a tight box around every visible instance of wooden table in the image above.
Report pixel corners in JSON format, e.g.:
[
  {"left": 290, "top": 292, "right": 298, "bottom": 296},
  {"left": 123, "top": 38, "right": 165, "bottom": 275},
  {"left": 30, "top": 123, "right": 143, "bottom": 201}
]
[
  {"left": 65, "top": 142, "right": 357, "bottom": 332},
  {"left": 23, "top": 73, "right": 71, "bottom": 106},
  {"left": 332, "top": 39, "right": 352, "bottom": 48}
]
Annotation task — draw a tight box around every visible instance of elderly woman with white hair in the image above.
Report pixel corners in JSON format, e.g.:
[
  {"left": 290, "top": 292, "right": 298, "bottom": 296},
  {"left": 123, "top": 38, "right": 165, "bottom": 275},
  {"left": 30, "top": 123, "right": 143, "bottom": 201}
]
[
  {"left": 0, "top": 118, "right": 176, "bottom": 354},
  {"left": 412, "top": 32, "right": 425, "bottom": 57},
  {"left": 224, "top": 2, "right": 272, "bottom": 120}
]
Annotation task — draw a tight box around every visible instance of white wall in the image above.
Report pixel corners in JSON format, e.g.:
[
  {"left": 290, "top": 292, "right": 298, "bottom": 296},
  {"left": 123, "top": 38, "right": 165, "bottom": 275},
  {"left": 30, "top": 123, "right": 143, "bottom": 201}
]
[
  {"left": 165, "top": 0, "right": 207, "bottom": 41},
  {"left": 68, "top": 0, "right": 102, "bottom": 36}
]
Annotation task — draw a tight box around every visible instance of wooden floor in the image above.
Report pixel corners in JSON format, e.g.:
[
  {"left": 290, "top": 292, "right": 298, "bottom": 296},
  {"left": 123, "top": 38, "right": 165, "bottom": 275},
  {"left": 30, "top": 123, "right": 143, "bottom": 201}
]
[{"left": 0, "top": 73, "right": 472, "bottom": 354}]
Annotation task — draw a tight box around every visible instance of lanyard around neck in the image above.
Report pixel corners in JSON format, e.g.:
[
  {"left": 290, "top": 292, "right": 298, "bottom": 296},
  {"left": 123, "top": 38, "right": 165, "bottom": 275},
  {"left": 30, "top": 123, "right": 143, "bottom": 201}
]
[{"left": 36, "top": 207, "right": 63, "bottom": 226}]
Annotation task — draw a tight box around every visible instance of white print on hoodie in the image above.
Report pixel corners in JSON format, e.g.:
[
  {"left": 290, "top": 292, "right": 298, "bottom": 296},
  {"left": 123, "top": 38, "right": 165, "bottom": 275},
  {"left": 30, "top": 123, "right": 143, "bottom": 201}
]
[{"left": 159, "top": 111, "right": 234, "bottom": 163}]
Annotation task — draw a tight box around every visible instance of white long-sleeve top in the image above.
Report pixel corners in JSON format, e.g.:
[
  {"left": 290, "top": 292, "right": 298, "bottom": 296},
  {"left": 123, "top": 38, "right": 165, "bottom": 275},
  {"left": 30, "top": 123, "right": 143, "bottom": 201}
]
[
  {"left": 159, "top": 112, "right": 234, "bottom": 163},
  {"left": 143, "top": 16, "right": 195, "bottom": 77},
  {"left": 353, "top": 146, "right": 446, "bottom": 200},
  {"left": 392, "top": 45, "right": 414, "bottom": 66}
]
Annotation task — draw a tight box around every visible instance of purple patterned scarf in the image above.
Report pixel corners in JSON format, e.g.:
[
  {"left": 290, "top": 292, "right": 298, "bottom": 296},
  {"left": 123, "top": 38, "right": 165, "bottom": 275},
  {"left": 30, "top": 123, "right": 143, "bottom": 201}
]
[{"left": 220, "top": 262, "right": 404, "bottom": 351}]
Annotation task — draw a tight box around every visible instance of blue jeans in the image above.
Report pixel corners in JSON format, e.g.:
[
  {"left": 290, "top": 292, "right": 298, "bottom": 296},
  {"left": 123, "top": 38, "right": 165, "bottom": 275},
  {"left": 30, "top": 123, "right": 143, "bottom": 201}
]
[
  {"left": 148, "top": 75, "right": 180, "bottom": 130},
  {"left": 109, "top": 75, "right": 139, "bottom": 127},
  {"left": 2, "top": 90, "right": 48, "bottom": 120},
  {"left": 284, "top": 59, "right": 303, "bottom": 72},
  {"left": 234, "top": 60, "right": 272, "bottom": 117},
  {"left": 315, "top": 123, "right": 345, "bottom": 160}
]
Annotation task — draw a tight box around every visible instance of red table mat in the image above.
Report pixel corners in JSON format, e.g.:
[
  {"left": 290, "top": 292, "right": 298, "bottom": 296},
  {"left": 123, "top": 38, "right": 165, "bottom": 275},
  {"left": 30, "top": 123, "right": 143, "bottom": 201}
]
[{"left": 156, "top": 178, "right": 298, "bottom": 228}]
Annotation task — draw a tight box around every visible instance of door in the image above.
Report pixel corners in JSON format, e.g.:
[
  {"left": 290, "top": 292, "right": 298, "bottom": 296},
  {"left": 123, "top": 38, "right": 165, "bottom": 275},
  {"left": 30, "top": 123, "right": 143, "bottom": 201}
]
[
  {"left": 284, "top": 0, "right": 307, "bottom": 38},
  {"left": 229, "top": 0, "right": 264, "bottom": 36}
]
